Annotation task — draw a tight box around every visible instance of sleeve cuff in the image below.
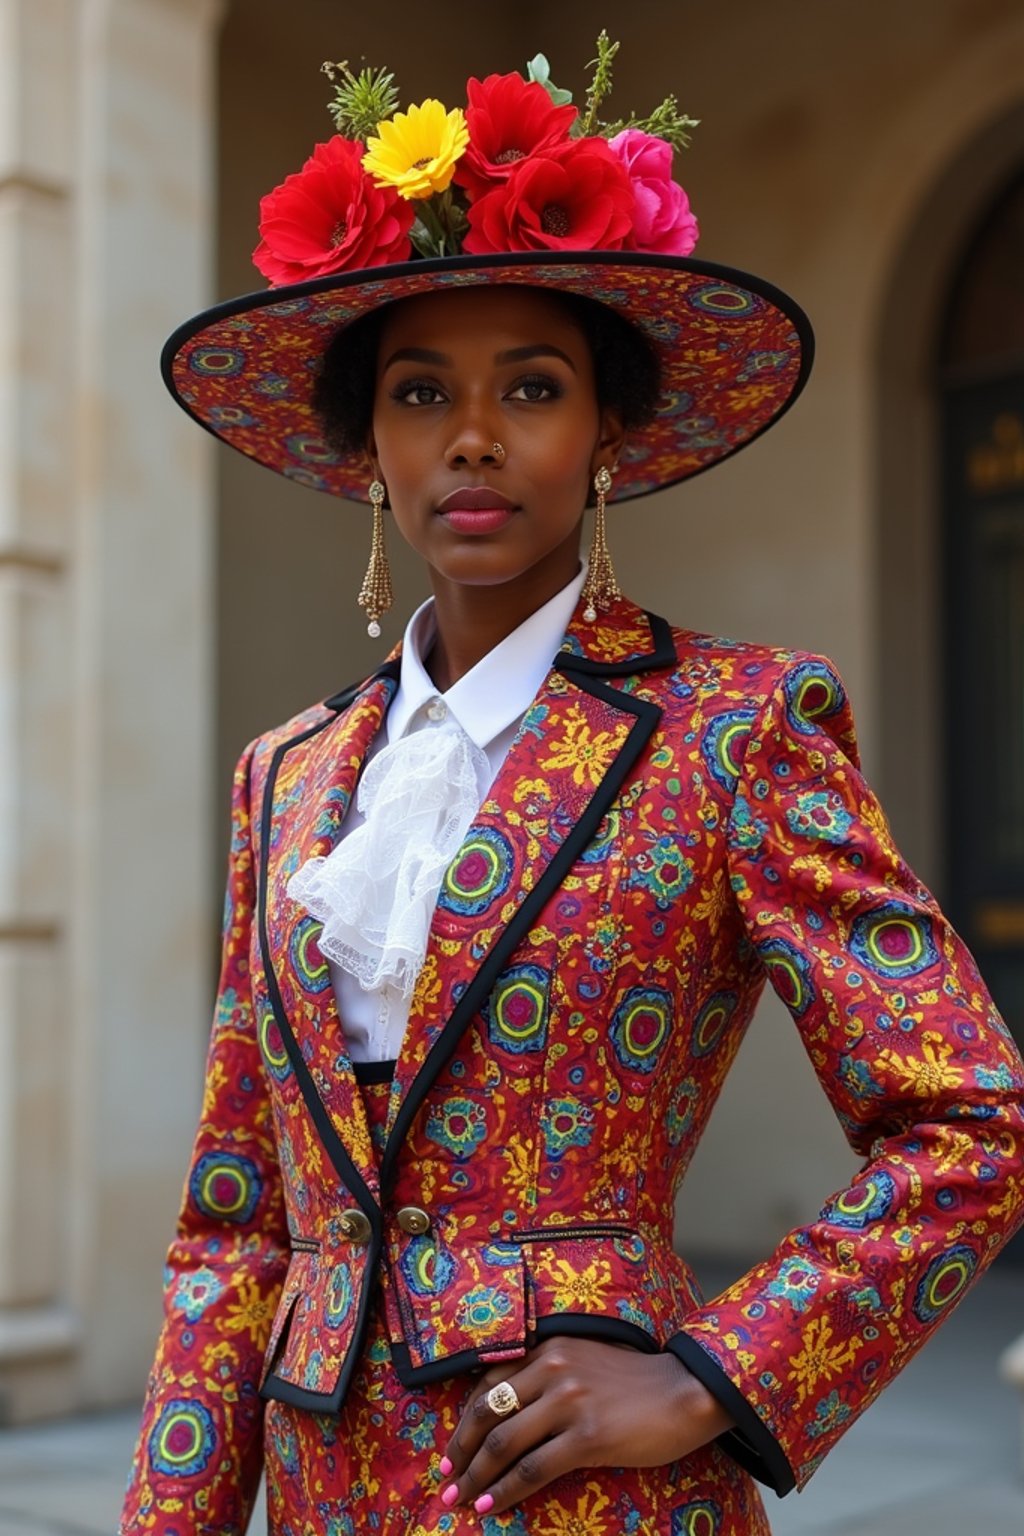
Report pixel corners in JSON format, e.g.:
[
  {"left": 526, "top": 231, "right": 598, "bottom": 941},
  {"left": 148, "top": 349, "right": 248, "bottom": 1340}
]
[{"left": 664, "top": 1331, "right": 796, "bottom": 1497}]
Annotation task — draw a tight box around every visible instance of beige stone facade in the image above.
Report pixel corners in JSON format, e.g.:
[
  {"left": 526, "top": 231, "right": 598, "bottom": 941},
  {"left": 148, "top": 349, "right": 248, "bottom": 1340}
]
[{"left": 1, "top": 0, "right": 1022, "bottom": 1422}]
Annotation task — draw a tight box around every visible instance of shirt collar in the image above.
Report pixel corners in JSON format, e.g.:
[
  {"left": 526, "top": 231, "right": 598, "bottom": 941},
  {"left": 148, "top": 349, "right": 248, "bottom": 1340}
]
[{"left": 387, "top": 565, "right": 586, "bottom": 750}]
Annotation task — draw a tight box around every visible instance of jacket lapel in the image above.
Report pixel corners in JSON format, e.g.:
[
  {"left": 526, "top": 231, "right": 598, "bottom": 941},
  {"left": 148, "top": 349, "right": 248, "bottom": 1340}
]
[
  {"left": 260, "top": 662, "right": 399, "bottom": 1200},
  {"left": 380, "top": 598, "right": 674, "bottom": 1191}
]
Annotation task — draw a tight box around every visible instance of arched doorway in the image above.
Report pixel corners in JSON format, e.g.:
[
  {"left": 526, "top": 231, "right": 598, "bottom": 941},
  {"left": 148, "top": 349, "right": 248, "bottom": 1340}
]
[{"left": 939, "top": 171, "right": 1024, "bottom": 1052}]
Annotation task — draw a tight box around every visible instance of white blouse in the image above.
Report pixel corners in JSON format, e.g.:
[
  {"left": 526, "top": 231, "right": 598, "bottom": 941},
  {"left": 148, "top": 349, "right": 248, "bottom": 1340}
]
[{"left": 288, "top": 566, "right": 585, "bottom": 1063}]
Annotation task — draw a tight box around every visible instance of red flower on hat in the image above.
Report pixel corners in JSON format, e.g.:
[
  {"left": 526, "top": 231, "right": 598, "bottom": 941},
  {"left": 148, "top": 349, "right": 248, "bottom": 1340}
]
[
  {"left": 608, "top": 130, "right": 699, "bottom": 256},
  {"left": 454, "top": 72, "right": 577, "bottom": 199},
  {"left": 253, "top": 136, "right": 415, "bottom": 285},
  {"left": 463, "top": 138, "right": 635, "bottom": 254}
]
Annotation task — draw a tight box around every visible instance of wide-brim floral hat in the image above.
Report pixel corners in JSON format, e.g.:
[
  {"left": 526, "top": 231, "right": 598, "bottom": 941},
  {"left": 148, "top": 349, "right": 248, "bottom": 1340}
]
[{"left": 161, "top": 43, "right": 814, "bottom": 505}]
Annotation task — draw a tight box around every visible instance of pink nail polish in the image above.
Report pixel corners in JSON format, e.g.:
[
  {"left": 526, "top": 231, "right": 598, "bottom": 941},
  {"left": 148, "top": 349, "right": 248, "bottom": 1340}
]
[
  {"left": 475, "top": 1493, "right": 495, "bottom": 1515},
  {"left": 441, "top": 1483, "right": 459, "bottom": 1508},
  {"left": 439, "top": 1455, "right": 453, "bottom": 1476}
]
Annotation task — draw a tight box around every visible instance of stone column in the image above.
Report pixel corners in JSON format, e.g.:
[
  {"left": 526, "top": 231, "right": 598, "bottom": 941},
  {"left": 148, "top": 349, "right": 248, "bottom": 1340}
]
[{"left": 0, "top": 0, "right": 225, "bottom": 1422}]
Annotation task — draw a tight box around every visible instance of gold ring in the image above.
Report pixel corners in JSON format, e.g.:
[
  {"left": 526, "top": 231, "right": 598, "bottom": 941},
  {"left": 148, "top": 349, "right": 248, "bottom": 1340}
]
[{"left": 485, "top": 1380, "right": 521, "bottom": 1417}]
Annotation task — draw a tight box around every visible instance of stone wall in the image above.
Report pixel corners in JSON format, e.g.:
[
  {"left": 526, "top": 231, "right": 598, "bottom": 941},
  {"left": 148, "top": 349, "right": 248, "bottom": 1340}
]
[{"left": 0, "top": 0, "right": 224, "bottom": 1422}]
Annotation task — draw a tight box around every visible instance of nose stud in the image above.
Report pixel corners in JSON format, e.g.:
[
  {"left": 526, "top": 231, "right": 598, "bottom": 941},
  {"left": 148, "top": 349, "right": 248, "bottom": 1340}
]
[{"left": 492, "top": 442, "right": 506, "bottom": 459}]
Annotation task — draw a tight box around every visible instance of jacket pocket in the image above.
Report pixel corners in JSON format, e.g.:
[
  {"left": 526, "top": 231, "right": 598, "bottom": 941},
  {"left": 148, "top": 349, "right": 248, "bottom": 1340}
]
[
  {"left": 517, "top": 1228, "right": 706, "bottom": 1347},
  {"left": 386, "top": 1234, "right": 528, "bottom": 1380},
  {"left": 260, "top": 1244, "right": 363, "bottom": 1397}
]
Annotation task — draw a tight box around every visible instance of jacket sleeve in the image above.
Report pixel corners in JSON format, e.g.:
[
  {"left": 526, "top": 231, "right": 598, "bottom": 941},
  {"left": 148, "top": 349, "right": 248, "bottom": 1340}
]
[
  {"left": 121, "top": 741, "right": 291, "bottom": 1536},
  {"left": 665, "top": 653, "right": 1024, "bottom": 1495}
]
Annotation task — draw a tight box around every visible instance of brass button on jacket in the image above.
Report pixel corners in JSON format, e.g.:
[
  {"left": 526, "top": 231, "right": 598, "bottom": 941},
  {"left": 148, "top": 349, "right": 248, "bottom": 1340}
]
[
  {"left": 338, "top": 1209, "right": 372, "bottom": 1244},
  {"left": 396, "top": 1205, "right": 431, "bottom": 1235}
]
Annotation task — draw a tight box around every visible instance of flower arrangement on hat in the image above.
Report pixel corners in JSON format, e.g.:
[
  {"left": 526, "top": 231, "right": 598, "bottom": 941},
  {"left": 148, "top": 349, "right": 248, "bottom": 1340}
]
[
  {"left": 164, "top": 35, "right": 811, "bottom": 510},
  {"left": 252, "top": 32, "right": 701, "bottom": 285}
]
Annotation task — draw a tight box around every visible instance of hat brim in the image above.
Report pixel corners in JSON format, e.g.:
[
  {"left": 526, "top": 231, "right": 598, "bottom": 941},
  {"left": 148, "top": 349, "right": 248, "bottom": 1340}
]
[{"left": 162, "top": 250, "right": 814, "bottom": 504}]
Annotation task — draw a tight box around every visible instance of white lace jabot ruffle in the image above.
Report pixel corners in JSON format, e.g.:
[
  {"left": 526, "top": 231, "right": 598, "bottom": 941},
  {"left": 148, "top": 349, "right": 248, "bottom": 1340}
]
[{"left": 285, "top": 719, "right": 490, "bottom": 1000}]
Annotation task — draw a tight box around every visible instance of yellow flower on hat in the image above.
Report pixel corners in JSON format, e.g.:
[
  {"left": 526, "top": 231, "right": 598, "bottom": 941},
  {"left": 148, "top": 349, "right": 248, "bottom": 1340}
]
[{"left": 362, "top": 99, "right": 469, "bottom": 200}]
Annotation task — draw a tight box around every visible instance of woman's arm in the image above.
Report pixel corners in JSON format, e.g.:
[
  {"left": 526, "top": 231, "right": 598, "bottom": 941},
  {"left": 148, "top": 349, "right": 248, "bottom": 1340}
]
[
  {"left": 667, "top": 652, "right": 1024, "bottom": 1492},
  {"left": 120, "top": 742, "right": 291, "bottom": 1536}
]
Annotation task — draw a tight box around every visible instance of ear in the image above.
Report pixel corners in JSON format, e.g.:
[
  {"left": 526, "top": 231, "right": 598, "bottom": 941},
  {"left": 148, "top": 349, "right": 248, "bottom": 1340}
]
[
  {"left": 591, "top": 406, "right": 627, "bottom": 479},
  {"left": 362, "top": 430, "right": 381, "bottom": 482}
]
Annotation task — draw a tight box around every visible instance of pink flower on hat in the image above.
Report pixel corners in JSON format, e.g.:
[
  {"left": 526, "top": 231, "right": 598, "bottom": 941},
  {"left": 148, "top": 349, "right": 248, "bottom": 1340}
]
[
  {"left": 253, "top": 136, "right": 415, "bottom": 285},
  {"left": 608, "top": 129, "right": 699, "bottom": 256}
]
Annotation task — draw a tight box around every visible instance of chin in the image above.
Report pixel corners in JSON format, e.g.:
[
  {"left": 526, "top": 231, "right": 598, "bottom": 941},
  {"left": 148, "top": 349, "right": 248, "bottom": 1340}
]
[{"left": 428, "top": 545, "right": 543, "bottom": 585}]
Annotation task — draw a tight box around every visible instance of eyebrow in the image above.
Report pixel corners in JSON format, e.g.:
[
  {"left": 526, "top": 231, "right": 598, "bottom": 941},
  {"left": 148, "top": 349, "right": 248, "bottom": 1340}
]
[{"left": 381, "top": 344, "right": 578, "bottom": 373}]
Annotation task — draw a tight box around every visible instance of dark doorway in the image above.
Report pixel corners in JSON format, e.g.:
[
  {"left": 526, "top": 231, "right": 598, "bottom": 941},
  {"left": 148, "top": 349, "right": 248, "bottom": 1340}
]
[
  {"left": 940, "top": 171, "right": 1024, "bottom": 1263},
  {"left": 941, "top": 170, "right": 1024, "bottom": 1048}
]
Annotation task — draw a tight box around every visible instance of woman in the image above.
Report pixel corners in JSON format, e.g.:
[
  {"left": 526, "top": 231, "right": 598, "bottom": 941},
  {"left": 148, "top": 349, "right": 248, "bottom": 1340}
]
[{"left": 122, "top": 55, "right": 1024, "bottom": 1536}]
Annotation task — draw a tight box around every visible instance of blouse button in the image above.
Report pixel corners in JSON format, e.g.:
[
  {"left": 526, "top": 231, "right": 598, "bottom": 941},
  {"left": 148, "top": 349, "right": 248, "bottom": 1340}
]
[
  {"left": 426, "top": 698, "right": 447, "bottom": 722},
  {"left": 396, "top": 1205, "right": 432, "bottom": 1235}
]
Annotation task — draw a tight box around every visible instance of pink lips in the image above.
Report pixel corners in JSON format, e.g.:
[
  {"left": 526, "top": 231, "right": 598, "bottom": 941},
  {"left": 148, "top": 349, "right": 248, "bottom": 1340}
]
[{"left": 437, "top": 486, "right": 518, "bottom": 534}]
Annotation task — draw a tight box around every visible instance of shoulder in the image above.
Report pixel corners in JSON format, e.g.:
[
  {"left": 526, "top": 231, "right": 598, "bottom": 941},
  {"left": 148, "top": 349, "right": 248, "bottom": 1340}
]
[
  {"left": 227, "top": 694, "right": 348, "bottom": 811},
  {"left": 664, "top": 623, "right": 847, "bottom": 712},
  {"left": 654, "top": 623, "right": 859, "bottom": 770}
]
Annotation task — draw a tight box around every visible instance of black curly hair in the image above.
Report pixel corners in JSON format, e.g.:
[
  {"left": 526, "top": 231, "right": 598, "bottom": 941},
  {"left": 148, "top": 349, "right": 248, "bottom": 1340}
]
[{"left": 311, "top": 285, "right": 662, "bottom": 460}]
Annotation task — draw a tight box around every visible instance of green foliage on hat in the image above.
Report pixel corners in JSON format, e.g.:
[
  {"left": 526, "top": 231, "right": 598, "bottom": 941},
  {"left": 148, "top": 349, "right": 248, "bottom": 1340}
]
[{"left": 322, "top": 60, "right": 402, "bottom": 143}]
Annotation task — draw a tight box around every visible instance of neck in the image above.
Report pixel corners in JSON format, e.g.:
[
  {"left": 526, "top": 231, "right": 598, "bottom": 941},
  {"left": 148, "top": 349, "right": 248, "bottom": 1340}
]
[{"left": 424, "top": 552, "right": 581, "bottom": 692}]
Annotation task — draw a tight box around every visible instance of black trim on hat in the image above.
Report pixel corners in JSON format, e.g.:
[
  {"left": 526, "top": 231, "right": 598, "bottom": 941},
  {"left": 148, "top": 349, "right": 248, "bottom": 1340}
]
[{"left": 160, "top": 249, "right": 815, "bottom": 505}]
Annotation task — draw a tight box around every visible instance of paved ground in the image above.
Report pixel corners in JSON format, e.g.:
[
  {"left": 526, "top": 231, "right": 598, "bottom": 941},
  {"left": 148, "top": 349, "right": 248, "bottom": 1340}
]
[{"left": 0, "top": 1265, "right": 1020, "bottom": 1535}]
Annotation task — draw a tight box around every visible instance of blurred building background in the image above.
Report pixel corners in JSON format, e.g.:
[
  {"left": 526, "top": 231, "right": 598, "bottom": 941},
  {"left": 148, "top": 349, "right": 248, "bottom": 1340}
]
[{"left": 1, "top": 0, "right": 1022, "bottom": 1432}]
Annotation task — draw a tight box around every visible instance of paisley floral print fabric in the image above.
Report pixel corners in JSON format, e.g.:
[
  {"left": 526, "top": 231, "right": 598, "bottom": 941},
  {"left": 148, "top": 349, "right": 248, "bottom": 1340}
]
[
  {"left": 121, "top": 596, "right": 1024, "bottom": 1535},
  {"left": 166, "top": 255, "right": 809, "bottom": 504}
]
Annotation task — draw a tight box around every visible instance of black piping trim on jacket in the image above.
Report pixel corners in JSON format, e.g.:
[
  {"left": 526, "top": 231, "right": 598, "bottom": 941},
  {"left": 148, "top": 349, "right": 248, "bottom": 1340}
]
[
  {"left": 262, "top": 1367, "right": 361, "bottom": 1415},
  {"left": 533, "top": 1313, "right": 659, "bottom": 1352},
  {"left": 257, "top": 718, "right": 386, "bottom": 1416},
  {"left": 389, "top": 1339, "right": 525, "bottom": 1388},
  {"left": 258, "top": 628, "right": 674, "bottom": 1415},
  {"left": 388, "top": 1313, "right": 660, "bottom": 1388},
  {"left": 665, "top": 1331, "right": 796, "bottom": 1497},
  {"left": 258, "top": 723, "right": 380, "bottom": 1216},
  {"left": 259, "top": 1249, "right": 374, "bottom": 1414},
  {"left": 324, "top": 656, "right": 401, "bottom": 714},
  {"left": 553, "top": 612, "right": 677, "bottom": 678},
  {"left": 353, "top": 1058, "right": 398, "bottom": 1086},
  {"left": 378, "top": 675, "right": 662, "bottom": 1194}
]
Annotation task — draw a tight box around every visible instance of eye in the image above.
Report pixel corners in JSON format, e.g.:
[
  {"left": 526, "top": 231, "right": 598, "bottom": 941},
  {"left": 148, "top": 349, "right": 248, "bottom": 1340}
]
[
  {"left": 507, "top": 374, "right": 562, "bottom": 402},
  {"left": 391, "top": 378, "right": 447, "bottom": 406}
]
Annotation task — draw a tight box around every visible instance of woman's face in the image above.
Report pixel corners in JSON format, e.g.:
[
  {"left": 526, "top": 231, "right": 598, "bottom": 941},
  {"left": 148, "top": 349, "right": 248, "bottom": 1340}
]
[{"left": 368, "top": 286, "right": 624, "bottom": 596}]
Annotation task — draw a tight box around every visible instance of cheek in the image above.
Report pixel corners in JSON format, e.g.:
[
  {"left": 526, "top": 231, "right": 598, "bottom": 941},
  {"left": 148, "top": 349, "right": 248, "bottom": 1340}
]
[
  {"left": 524, "top": 409, "right": 598, "bottom": 490},
  {"left": 372, "top": 432, "right": 430, "bottom": 509}
]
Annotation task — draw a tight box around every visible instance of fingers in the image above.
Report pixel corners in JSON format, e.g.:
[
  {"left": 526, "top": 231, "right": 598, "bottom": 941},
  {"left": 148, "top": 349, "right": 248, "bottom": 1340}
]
[
  {"left": 439, "top": 1345, "right": 595, "bottom": 1516},
  {"left": 454, "top": 1432, "right": 581, "bottom": 1518},
  {"left": 440, "top": 1399, "right": 553, "bottom": 1514},
  {"left": 441, "top": 1361, "right": 538, "bottom": 1483}
]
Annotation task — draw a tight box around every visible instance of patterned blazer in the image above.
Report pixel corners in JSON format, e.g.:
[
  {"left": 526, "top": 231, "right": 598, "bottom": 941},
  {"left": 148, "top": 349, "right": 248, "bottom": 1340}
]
[{"left": 123, "top": 596, "right": 1024, "bottom": 1528}]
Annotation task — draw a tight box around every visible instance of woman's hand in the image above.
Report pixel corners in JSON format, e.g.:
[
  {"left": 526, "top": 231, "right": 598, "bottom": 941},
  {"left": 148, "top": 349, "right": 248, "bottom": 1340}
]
[{"left": 437, "top": 1337, "right": 735, "bottom": 1517}]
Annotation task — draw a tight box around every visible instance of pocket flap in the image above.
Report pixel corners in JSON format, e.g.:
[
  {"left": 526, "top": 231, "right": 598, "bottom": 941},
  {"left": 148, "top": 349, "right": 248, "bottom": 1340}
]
[
  {"left": 520, "top": 1227, "right": 705, "bottom": 1345},
  {"left": 262, "top": 1246, "right": 363, "bottom": 1397},
  {"left": 387, "top": 1236, "right": 528, "bottom": 1376}
]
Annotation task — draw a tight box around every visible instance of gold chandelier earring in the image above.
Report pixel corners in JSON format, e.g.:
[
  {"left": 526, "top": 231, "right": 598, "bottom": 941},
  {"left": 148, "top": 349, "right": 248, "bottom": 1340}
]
[
  {"left": 357, "top": 479, "right": 394, "bottom": 638},
  {"left": 581, "top": 464, "right": 620, "bottom": 623}
]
